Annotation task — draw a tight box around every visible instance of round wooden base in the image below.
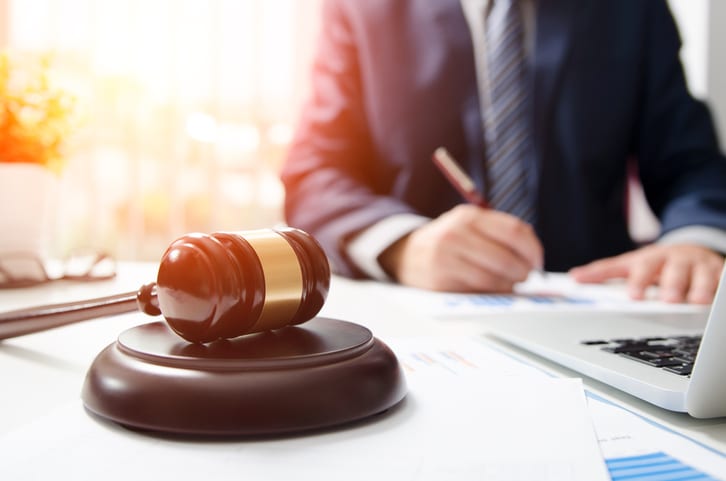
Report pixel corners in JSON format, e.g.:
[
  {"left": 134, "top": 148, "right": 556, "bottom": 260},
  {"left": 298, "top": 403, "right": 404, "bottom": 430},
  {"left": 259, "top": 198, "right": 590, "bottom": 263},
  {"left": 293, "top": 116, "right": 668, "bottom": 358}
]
[{"left": 81, "top": 317, "right": 406, "bottom": 436}]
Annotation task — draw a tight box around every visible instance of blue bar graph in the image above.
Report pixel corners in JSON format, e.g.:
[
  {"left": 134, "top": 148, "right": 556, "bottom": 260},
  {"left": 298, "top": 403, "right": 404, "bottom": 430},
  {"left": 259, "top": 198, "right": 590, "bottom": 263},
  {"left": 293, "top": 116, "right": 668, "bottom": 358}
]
[
  {"left": 469, "top": 295, "right": 515, "bottom": 306},
  {"left": 443, "top": 293, "right": 594, "bottom": 308},
  {"left": 606, "top": 452, "right": 720, "bottom": 481}
]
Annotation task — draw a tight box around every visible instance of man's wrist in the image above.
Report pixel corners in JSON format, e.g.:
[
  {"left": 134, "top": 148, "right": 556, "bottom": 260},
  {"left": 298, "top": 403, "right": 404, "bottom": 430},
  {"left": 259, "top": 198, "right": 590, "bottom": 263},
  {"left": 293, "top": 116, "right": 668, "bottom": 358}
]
[
  {"left": 346, "top": 214, "right": 429, "bottom": 281},
  {"left": 377, "top": 233, "right": 412, "bottom": 280}
]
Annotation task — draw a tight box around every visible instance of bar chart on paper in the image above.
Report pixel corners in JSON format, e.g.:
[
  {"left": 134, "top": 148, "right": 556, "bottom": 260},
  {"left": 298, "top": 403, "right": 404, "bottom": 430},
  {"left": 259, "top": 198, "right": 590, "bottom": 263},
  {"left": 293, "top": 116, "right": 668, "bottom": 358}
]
[
  {"left": 587, "top": 387, "right": 726, "bottom": 481},
  {"left": 443, "top": 293, "right": 592, "bottom": 308},
  {"left": 395, "top": 338, "right": 726, "bottom": 481},
  {"left": 606, "top": 452, "right": 721, "bottom": 481}
]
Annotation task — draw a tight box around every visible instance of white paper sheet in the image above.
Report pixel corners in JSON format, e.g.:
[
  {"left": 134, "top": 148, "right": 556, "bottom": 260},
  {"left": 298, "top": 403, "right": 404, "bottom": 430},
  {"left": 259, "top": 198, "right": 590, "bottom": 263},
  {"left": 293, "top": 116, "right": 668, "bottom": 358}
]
[
  {"left": 372, "top": 272, "right": 708, "bottom": 319},
  {"left": 588, "top": 392, "right": 726, "bottom": 480}
]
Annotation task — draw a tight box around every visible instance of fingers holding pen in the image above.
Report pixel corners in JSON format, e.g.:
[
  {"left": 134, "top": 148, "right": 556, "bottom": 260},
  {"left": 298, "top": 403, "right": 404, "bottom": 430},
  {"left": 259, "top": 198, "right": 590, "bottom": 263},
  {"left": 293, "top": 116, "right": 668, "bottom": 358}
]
[
  {"left": 382, "top": 205, "right": 544, "bottom": 292},
  {"left": 467, "top": 207, "right": 544, "bottom": 273},
  {"left": 438, "top": 205, "right": 542, "bottom": 272}
]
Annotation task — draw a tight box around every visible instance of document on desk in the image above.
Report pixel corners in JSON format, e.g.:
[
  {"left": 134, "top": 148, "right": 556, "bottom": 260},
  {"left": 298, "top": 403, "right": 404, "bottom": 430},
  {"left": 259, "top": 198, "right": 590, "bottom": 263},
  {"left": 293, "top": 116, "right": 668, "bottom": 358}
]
[
  {"left": 387, "top": 337, "right": 610, "bottom": 480},
  {"left": 0, "top": 337, "right": 608, "bottom": 481},
  {"left": 395, "top": 337, "right": 726, "bottom": 481},
  {"left": 373, "top": 272, "right": 707, "bottom": 319},
  {"left": 474, "top": 339, "right": 726, "bottom": 481},
  {"left": 587, "top": 391, "right": 726, "bottom": 481}
]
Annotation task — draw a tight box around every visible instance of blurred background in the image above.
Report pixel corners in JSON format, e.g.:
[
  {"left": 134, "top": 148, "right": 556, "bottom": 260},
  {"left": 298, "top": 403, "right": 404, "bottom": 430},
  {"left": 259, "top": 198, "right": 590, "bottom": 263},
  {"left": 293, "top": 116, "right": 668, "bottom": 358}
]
[
  {"left": 1, "top": 0, "right": 323, "bottom": 261},
  {"left": 0, "top": 0, "right": 724, "bottom": 262}
]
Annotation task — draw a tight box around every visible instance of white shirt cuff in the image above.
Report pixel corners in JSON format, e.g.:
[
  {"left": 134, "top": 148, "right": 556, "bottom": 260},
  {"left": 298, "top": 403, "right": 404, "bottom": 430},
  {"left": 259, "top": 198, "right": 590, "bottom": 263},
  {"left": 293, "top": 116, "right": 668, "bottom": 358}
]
[
  {"left": 659, "top": 225, "right": 726, "bottom": 254},
  {"left": 347, "top": 214, "right": 430, "bottom": 281}
]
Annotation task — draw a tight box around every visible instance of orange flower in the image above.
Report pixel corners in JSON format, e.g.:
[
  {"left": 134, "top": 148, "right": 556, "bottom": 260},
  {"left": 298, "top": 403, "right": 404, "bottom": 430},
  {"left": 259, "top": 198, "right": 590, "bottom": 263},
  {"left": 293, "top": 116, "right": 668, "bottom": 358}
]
[{"left": 0, "top": 51, "right": 77, "bottom": 174}]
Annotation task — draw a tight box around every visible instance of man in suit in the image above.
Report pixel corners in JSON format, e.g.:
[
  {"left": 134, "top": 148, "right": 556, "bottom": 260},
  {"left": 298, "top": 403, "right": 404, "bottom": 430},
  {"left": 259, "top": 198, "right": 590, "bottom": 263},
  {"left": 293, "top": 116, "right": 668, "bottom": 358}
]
[{"left": 281, "top": 0, "right": 726, "bottom": 304}]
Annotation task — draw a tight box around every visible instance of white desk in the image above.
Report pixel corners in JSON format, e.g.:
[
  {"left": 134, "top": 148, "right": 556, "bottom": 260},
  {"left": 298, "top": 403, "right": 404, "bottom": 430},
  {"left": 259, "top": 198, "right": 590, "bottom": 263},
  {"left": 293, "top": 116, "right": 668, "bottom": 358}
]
[{"left": 1, "top": 262, "right": 725, "bottom": 479}]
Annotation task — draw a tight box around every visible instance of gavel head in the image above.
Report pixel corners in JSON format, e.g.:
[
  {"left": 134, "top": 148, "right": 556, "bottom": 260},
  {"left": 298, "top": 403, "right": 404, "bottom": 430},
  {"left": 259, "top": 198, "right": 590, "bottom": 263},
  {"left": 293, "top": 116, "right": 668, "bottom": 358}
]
[{"left": 144, "top": 227, "right": 330, "bottom": 344}]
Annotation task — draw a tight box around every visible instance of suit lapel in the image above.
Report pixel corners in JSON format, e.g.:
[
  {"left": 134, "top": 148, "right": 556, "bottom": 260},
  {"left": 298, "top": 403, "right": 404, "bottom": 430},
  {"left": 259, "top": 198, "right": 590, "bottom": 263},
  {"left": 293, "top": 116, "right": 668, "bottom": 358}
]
[{"left": 532, "top": 0, "right": 578, "bottom": 160}]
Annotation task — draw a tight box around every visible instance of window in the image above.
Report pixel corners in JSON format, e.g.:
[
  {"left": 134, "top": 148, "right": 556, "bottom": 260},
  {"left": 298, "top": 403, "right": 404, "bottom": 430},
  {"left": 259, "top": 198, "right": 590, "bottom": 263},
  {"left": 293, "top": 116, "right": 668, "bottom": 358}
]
[{"left": 1, "top": 0, "right": 322, "bottom": 260}]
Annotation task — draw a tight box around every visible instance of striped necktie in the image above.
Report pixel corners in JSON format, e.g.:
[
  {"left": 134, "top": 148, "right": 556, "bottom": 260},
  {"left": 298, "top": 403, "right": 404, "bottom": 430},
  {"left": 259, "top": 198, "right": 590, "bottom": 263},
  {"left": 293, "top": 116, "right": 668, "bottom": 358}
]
[{"left": 483, "top": 0, "right": 535, "bottom": 223}]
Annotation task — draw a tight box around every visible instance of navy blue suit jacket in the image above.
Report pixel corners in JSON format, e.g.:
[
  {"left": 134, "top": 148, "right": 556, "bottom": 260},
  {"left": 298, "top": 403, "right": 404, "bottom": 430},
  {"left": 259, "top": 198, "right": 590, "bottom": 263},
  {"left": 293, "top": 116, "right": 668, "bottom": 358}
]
[{"left": 281, "top": 0, "right": 726, "bottom": 277}]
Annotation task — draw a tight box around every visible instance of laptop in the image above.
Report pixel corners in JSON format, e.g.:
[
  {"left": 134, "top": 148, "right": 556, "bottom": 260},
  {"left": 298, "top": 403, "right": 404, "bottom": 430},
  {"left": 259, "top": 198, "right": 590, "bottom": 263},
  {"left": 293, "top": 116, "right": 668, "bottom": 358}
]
[{"left": 486, "top": 265, "right": 726, "bottom": 418}]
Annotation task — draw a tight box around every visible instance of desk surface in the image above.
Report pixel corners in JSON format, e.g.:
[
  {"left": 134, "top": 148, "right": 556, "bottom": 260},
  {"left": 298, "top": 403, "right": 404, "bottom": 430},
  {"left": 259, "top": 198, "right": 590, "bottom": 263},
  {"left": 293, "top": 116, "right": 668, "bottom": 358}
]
[{"left": 1, "top": 262, "right": 725, "bottom": 477}]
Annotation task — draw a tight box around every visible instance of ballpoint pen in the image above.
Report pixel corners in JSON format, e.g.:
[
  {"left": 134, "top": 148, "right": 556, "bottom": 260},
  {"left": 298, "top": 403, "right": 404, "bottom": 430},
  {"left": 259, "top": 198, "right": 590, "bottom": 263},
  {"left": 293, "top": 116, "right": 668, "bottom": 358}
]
[{"left": 431, "top": 147, "right": 488, "bottom": 208}]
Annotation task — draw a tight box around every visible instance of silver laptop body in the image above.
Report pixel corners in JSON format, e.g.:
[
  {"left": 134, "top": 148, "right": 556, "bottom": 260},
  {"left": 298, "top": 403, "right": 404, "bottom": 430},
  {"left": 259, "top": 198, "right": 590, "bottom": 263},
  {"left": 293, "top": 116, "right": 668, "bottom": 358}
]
[{"left": 487, "top": 266, "right": 726, "bottom": 418}]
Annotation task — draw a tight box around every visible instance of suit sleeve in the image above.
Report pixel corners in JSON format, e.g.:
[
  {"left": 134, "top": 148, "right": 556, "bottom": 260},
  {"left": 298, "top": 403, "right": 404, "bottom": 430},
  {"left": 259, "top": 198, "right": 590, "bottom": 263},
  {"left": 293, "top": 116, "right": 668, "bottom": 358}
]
[
  {"left": 636, "top": 1, "right": 726, "bottom": 237},
  {"left": 280, "top": 0, "right": 416, "bottom": 277}
]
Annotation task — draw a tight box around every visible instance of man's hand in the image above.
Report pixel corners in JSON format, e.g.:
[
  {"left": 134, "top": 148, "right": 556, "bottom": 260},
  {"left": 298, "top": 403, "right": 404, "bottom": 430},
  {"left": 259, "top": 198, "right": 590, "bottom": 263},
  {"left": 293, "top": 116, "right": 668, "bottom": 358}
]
[
  {"left": 569, "top": 244, "right": 725, "bottom": 304},
  {"left": 378, "top": 205, "right": 544, "bottom": 292}
]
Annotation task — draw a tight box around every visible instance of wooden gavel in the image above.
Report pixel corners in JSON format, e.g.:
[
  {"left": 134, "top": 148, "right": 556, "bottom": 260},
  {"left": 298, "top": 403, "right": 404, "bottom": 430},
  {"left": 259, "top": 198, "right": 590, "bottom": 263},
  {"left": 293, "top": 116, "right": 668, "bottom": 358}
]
[{"left": 0, "top": 228, "right": 330, "bottom": 343}]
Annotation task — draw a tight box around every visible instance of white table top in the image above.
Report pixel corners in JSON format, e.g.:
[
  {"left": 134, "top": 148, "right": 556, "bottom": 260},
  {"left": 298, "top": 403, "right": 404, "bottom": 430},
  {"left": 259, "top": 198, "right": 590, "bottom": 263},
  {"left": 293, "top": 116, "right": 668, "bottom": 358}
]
[{"left": 1, "top": 262, "right": 725, "bottom": 478}]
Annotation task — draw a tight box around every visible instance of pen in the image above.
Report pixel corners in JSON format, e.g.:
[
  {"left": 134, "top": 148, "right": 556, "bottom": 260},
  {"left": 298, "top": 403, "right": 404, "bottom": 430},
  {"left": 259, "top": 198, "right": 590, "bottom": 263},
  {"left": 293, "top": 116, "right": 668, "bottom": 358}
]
[
  {"left": 432, "top": 146, "right": 546, "bottom": 276},
  {"left": 431, "top": 147, "right": 488, "bottom": 208}
]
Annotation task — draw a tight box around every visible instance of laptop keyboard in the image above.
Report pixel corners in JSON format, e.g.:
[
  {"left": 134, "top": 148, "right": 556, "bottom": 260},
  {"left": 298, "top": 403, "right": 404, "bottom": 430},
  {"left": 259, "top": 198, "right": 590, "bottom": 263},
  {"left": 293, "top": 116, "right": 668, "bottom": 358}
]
[{"left": 581, "top": 336, "right": 701, "bottom": 376}]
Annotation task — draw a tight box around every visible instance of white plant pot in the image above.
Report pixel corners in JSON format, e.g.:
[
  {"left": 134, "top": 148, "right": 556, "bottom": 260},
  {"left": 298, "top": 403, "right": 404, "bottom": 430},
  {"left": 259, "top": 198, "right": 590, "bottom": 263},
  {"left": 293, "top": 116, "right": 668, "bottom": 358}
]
[{"left": 0, "top": 163, "right": 59, "bottom": 265}]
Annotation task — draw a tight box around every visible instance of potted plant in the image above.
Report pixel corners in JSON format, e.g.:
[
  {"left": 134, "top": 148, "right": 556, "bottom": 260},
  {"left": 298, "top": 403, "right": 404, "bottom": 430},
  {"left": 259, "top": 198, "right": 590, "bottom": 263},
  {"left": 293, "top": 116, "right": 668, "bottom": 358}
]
[{"left": 0, "top": 50, "right": 77, "bottom": 277}]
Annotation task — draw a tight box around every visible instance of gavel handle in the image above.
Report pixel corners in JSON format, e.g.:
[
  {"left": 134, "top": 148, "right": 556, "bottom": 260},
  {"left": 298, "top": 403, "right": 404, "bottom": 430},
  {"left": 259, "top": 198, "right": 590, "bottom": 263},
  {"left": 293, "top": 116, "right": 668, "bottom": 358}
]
[{"left": 0, "top": 284, "right": 159, "bottom": 340}]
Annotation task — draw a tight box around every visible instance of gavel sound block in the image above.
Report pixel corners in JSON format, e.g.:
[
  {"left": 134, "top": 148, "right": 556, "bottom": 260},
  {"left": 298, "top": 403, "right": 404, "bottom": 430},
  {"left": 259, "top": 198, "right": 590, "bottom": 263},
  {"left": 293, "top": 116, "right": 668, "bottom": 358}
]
[{"left": 1, "top": 228, "right": 407, "bottom": 436}]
